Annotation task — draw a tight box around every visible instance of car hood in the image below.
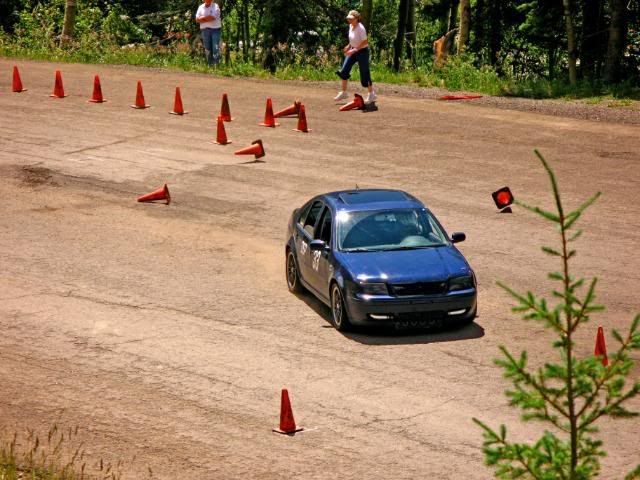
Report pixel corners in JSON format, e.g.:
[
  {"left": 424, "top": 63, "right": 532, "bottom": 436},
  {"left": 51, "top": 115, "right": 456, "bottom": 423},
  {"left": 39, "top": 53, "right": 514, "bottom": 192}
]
[{"left": 336, "top": 246, "right": 471, "bottom": 283}]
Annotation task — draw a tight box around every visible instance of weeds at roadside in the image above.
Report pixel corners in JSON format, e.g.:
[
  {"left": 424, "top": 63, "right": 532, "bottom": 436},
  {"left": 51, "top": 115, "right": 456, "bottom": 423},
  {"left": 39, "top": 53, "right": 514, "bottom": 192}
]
[{"left": 0, "top": 423, "right": 143, "bottom": 480}]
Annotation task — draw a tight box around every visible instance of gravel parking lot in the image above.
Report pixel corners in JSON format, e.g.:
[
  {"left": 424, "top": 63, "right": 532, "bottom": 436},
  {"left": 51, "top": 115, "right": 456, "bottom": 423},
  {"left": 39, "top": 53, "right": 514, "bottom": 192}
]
[{"left": 1, "top": 59, "right": 638, "bottom": 479}]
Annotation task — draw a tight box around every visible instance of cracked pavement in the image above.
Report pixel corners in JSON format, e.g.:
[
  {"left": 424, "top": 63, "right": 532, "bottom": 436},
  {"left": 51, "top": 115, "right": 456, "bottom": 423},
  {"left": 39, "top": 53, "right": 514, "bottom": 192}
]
[{"left": 0, "top": 59, "right": 639, "bottom": 479}]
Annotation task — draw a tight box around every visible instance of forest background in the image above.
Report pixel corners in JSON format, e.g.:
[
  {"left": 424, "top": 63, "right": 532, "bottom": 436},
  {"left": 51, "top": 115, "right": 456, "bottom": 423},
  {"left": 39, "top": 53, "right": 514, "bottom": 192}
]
[{"left": 0, "top": 0, "right": 638, "bottom": 99}]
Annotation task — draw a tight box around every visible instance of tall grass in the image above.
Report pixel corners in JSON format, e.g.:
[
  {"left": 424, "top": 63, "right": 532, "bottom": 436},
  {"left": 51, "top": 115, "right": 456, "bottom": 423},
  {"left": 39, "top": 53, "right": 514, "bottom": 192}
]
[{"left": 0, "top": 424, "right": 131, "bottom": 480}]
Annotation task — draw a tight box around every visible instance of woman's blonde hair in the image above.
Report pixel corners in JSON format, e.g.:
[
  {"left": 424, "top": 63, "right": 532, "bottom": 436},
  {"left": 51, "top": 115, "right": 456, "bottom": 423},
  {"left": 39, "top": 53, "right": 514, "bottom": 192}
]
[{"left": 346, "top": 10, "right": 361, "bottom": 20}]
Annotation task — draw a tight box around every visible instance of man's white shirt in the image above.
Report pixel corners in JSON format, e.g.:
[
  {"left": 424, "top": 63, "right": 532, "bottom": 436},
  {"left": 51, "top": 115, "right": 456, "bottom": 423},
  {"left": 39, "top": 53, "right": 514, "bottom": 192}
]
[{"left": 196, "top": 3, "right": 221, "bottom": 29}]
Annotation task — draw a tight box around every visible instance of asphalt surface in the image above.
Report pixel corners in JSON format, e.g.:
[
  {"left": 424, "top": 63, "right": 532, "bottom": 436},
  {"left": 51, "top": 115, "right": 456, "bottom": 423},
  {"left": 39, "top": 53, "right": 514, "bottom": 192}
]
[{"left": 1, "top": 59, "right": 639, "bottom": 479}]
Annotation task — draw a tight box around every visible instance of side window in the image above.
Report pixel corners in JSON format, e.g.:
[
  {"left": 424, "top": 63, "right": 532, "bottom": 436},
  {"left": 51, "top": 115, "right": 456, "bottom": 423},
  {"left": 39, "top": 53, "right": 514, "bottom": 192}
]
[
  {"left": 303, "top": 201, "right": 323, "bottom": 236},
  {"left": 317, "top": 208, "right": 333, "bottom": 245},
  {"left": 297, "top": 202, "right": 312, "bottom": 227}
]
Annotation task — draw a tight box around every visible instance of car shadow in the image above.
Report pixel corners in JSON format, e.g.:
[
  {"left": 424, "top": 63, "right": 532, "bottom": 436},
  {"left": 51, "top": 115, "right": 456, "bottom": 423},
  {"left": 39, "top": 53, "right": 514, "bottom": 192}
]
[
  {"left": 341, "top": 322, "right": 485, "bottom": 346},
  {"left": 294, "top": 290, "right": 485, "bottom": 346}
]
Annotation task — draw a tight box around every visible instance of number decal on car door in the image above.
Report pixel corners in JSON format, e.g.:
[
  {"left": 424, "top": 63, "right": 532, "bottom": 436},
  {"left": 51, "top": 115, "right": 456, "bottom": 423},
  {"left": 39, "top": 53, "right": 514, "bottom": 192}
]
[
  {"left": 312, "top": 250, "right": 321, "bottom": 271},
  {"left": 300, "top": 241, "right": 308, "bottom": 255}
]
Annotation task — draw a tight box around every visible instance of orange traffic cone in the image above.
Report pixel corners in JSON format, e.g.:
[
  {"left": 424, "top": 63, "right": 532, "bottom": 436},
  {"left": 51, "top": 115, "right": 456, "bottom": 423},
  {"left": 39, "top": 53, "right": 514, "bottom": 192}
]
[
  {"left": 170, "top": 86, "right": 187, "bottom": 115},
  {"left": 234, "top": 139, "right": 265, "bottom": 159},
  {"left": 214, "top": 115, "right": 231, "bottom": 145},
  {"left": 130, "top": 81, "right": 150, "bottom": 109},
  {"left": 272, "top": 389, "right": 304, "bottom": 435},
  {"left": 439, "top": 94, "right": 483, "bottom": 101},
  {"left": 594, "top": 326, "right": 608, "bottom": 366},
  {"left": 137, "top": 184, "right": 171, "bottom": 205},
  {"left": 339, "top": 93, "right": 365, "bottom": 111},
  {"left": 293, "top": 104, "right": 311, "bottom": 133},
  {"left": 220, "top": 93, "right": 233, "bottom": 121},
  {"left": 50, "top": 70, "right": 67, "bottom": 98},
  {"left": 12, "top": 66, "right": 26, "bottom": 92},
  {"left": 259, "top": 98, "right": 279, "bottom": 127},
  {"left": 88, "top": 75, "right": 106, "bottom": 103},
  {"left": 274, "top": 100, "right": 301, "bottom": 118}
]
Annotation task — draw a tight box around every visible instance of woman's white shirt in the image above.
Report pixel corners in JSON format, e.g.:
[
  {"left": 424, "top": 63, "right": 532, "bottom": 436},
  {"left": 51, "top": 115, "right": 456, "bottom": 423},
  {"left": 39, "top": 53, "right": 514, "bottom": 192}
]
[
  {"left": 196, "top": 3, "right": 221, "bottom": 29},
  {"left": 348, "top": 23, "right": 367, "bottom": 49}
]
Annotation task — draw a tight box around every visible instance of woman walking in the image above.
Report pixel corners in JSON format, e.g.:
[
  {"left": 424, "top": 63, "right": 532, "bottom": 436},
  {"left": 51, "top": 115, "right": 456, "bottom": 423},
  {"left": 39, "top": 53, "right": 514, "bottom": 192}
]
[{"left": 334, "top": 10, "right": 377, "bottom": 104}]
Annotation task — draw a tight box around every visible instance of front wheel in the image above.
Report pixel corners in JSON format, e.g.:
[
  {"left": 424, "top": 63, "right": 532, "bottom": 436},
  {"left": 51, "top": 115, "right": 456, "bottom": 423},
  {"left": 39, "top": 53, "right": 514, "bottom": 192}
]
[
  {"left": 286, "top": 250, "right": 304, "bottom": 293},
  {"left": 331, "top": 284, "right": 352, "bottom": 331}
]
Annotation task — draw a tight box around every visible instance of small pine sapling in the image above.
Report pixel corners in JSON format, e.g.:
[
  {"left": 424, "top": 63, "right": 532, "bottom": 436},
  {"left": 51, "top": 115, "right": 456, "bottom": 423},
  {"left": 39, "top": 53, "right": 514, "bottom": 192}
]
[{"left": 473, "top": 150, "right": 640, "bottom": 480}]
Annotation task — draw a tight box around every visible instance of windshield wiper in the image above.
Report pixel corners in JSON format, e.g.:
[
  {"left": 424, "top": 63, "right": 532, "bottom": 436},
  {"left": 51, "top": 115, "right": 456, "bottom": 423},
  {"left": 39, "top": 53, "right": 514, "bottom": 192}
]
[
  {"left": 384, "top": 245, "right": 444, "bottom": 251},
  {"left": 342, "top": 247, "right": 382, "bottom": 252}
]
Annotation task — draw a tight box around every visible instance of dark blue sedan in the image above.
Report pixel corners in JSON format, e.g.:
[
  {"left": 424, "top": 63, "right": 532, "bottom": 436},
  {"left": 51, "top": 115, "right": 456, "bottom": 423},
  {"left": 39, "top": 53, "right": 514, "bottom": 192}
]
[{"left": 285, "top": 189, "right": 477, "bottom": 331}]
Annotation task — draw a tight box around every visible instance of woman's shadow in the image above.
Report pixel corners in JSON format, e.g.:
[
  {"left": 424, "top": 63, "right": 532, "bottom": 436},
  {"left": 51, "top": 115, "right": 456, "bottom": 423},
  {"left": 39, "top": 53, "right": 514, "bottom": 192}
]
[{"left": 295, "top": 291, "right": 485, "bottom": 346}]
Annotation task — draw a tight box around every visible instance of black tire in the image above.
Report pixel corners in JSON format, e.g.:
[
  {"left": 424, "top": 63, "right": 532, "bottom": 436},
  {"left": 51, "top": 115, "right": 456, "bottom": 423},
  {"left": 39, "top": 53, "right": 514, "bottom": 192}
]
[
  {"left": 331, "top": 283, "right": 353, "bottom": 331},
  {"left": 286, "top": 250, "right": 304, "bottom": 293}
]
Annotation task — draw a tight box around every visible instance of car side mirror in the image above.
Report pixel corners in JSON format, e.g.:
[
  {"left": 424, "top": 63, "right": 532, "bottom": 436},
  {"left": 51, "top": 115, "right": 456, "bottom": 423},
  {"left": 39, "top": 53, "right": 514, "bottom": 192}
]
[
  {"left": 451, "top": 232, "right": 466, "bottom": 243},
  {"left": 310, "top": 240, "right": 328, "bottom": 251}
]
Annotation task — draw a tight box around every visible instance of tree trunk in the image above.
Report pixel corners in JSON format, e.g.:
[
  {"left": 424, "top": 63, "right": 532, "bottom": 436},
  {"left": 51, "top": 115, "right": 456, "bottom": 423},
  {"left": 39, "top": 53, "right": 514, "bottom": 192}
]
[
  {"left": 581, "top": 0, "right": 604, "bottom": 79},
  {"left": 448, "top": 0, "right": 460, "bottom": 32},
  {"left": 604, "top": 0, "right": 628, "bottom": 83},
  {"left": 473, "top": 0, "right": 486, "bottom": 61},
  {"left": 458, "top": 0, "right": 471, "bottom": 53},
  {"left": 562, "top": 0, "right": 578, "bottom": 85},
  {"left": 549, "top": 47, "right": 557, "bottom": 80},
  {"left": 406, "top": 0, "right": 416, "bottom": 64},
  {"left": 242, "top": 2, "right": 250, "bottom": 61},
  {"left": 252, "top": 7, "right": 263, "bottom": 64},
  {"left": 361, "top": 0, "right": 373, "bottom": 33},
  {"left": 488, "top": 0, "right": 502, "bottom": 68},
  {"left": 393, "top": 0, "right": 410, "bottom": 71},
  {"left": 61, "top": 0, "right": 76, "bottom": 44}
]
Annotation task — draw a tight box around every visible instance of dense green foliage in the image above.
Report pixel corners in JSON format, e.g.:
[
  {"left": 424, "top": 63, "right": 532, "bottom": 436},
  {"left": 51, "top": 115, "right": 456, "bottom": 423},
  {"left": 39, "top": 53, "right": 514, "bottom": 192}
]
[
  {"left": 474, "top": 151, "right": 640, "bottom": 479},
  {"left": 0, "top": 0, "right": 638, "bottom": 96}
]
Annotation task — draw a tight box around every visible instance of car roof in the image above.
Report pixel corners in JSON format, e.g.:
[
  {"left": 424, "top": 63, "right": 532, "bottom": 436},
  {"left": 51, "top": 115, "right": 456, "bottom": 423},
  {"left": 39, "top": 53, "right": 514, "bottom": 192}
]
[{"left": 319, "top": 189, "right": 424, "bottom": 212}]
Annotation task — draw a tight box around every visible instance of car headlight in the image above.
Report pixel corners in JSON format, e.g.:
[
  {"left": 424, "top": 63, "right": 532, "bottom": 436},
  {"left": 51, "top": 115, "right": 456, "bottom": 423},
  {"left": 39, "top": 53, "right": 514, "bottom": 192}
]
[
  {"left": 359, "top": 282, "right": 389, "bottom": 296},
  {"left": 449, "top": 275, "right": 474, "bottom": 292}
]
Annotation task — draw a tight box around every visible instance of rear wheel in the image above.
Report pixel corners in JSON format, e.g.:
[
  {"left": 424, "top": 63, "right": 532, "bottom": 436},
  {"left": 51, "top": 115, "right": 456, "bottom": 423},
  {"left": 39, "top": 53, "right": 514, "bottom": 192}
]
[
  {"left": 286, "top": 250, "right": 304, "bottom": 293},
  {"left": 331, "top": 283, "right": 352, "bottom": 331}
]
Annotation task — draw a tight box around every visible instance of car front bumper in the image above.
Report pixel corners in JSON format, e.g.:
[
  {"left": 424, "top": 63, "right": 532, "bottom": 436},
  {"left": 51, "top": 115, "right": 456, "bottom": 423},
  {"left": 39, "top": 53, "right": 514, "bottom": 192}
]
[{"left": 344, "top": 291, "right": 477, "bottom": 328}]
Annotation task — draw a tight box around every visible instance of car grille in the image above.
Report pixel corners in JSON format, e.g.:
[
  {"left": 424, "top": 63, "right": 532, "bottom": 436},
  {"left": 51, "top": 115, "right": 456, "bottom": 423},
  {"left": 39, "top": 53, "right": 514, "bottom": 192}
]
[{"left": 390, "top": 281, "right": 448, "bottom": 296}]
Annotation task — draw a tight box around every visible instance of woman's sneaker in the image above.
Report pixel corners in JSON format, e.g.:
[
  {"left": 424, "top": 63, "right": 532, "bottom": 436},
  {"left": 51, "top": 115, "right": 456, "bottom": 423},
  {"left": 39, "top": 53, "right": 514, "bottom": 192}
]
[
  {"left": 365, "top": 91, "right": 377, "bottom": 104},
  {"left": 333, "top": 91, "right": 348, "bottom": 101}
]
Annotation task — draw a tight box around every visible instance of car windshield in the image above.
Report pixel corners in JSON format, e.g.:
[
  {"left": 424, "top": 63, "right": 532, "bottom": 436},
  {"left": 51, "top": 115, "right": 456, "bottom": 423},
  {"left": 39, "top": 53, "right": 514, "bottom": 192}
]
[{"left": 337, "top": 208, "right": 449, "bottom": 252}]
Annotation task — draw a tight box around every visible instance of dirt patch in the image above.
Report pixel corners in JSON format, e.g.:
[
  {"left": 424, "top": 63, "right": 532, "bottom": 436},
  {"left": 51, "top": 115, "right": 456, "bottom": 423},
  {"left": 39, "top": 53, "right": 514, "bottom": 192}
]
[{"left": 19, "top": 166, "right": 59, "bottom": 188}]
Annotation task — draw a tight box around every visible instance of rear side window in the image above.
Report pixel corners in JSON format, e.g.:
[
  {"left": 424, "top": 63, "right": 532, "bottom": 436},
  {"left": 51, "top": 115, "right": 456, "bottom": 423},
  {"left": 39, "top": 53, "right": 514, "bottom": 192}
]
[
  {"left": 303, "top": 201, "right": 323, "bottom": 236},
  {"left": 297, "top": 202, "right": 312, "bottom": 227},
  {"left": 316, "top": 208, "right": 332, "bottom": 245}
]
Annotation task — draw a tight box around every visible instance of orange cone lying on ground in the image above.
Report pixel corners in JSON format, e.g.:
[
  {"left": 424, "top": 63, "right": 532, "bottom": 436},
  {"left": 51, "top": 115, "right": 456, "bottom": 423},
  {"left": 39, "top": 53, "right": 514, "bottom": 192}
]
[
  {"left": 137, "top": 184, "right": 171, "bottom": 205},
  {"left": 440, "top": 94, "right": 483, "bottom": 101},
  {"left": 273, "top": 389, "right": 304, "bottom": 435},
  {"left": 293, "top": 104, "right": 310, "bottom": 133},
  {"left": 220, "top": 93, "right": 233, "bottom": 121},
  {"left": 594, "top": 326, "right": 608, "bottom": 366},
  {"left": 50, "top": 70, "right": 67, "bottom": 98},
  {"left": 274, "top": 100, "right": 301, "bottom": 118},
  {"left": 234, "top": 139, "right": 265, "bottom": 159},
  {"left": 88, "top": 75, "right": 106, "bottom": 103},
  {"left": 130, "top": 80, "right": 150, "bottom": 109},
  {"left": 259, "top": 98, "right": 279, "bottom": 127},
  {"left": 170, "top": 86, "right": 188, "bottom": 115},
  {"left": 214, "top": 115, "right": 231, "bottom": 145},
  {"left": 12, "top": 66, "right": 26, "bottom": 93},
  {"left": 339, "top": 93, "right": 364, "bottom": 111}
]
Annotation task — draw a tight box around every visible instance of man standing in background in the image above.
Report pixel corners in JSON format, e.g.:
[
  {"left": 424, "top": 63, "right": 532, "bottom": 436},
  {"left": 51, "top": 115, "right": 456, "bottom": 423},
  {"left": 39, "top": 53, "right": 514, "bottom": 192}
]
[{"left": 195, "top": 0, "right": 222, "bottom": 66}]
